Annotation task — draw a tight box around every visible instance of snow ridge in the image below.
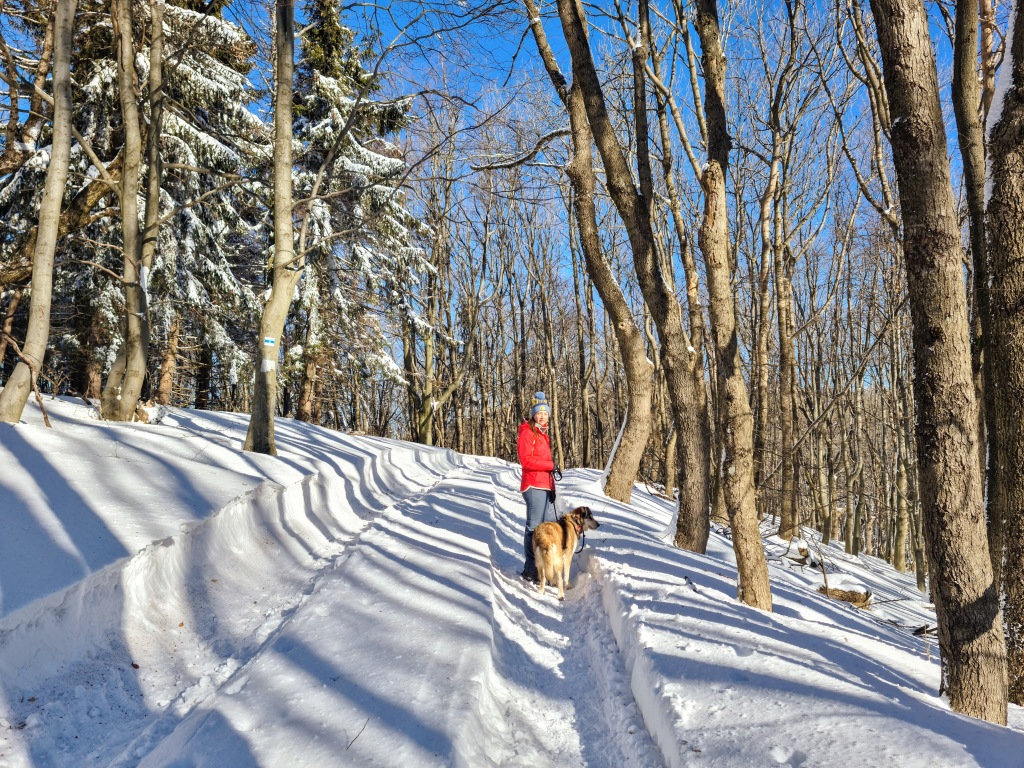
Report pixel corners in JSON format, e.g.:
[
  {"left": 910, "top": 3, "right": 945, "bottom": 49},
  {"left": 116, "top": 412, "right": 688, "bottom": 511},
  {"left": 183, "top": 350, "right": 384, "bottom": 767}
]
[{"left": 470, "top": 473, "right": 665, "bottom": 767}]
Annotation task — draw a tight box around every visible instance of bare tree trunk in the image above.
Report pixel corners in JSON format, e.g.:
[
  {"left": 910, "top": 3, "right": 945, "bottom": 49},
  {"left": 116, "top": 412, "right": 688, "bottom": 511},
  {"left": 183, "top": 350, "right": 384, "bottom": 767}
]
[
  {"left": 753, "top": 158, "right": 778, "bottom": 519},
  {"left": 693, "top": 0, "right": 772, "bottom": 608},
  {"left": 100, "top": 0, "right": 149, "bottom": 421},
  {"left": 74, "top": 304, "right": 105, "bottom": 401},
  {"left": 194, "top": 345, "right": 212, "bottom": 410},
  {"left": 245, "top": 0, "right": 301, "bottom": 454},
  {"left": 569, "top": 230, "right": 595, "bottom": 468},
  {"left": 851, "top": 384, "right": 865, "bottom": 556},
  {"left": 986, "top": 0, "right": 1024, "bottom": 707},
  {"left": 156, "top": 312, "right": 179, "bottom": 405},
  {"left": 776, "top": 241, "right": 798, "bottom": 540},
  {"left": 894, "top": 433, "right": 910, "bottom": 572},
  {"left": 951, "top": 0, "right": 1000, "bottom": 591},
  {"left": 0, "top": 0, "right": 78, "bottom": 423},
  {"left": 524, "top": 0, "right": 653, "bottom": 503},
  {"left": 868, "top": 0, "right": 1007, "bottom": 723},
  {"left": 296, "top": 309, "right": 319, "bottom": 423},
  {"left": 841, "top": 426, "right": 855, "bottom": 554},
  {"left": 650, "top": 44, "right": 714, "bottom": 548},
  {"left": 548, "top": 0, "right": 710, "bottom": 547}
]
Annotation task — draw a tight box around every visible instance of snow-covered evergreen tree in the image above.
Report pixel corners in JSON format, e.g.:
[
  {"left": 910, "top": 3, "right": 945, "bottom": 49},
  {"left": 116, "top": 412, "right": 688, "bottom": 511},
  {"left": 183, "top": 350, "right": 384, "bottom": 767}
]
[
  {"left": 286, "top": 0, "right": 427, "bottom": 424},
  {"left": 0, "top": 0, "right": 267, "bottom": 403}
]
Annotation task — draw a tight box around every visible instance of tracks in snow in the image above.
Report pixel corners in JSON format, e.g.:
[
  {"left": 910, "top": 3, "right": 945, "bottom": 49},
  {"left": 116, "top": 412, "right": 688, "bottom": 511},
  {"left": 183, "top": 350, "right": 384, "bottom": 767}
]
[
  {"left": 476, "top": 471, "right": 665, "bottom": 768},
  {"left": 3, "top": 450, "right": 666, "bottom": 768}
]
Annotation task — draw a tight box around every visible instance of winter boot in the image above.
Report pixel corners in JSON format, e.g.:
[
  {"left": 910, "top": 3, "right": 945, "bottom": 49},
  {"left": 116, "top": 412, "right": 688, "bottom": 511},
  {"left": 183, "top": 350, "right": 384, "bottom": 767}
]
[{"left": 521, "top": 530, "right": 538, "bottom": 583}]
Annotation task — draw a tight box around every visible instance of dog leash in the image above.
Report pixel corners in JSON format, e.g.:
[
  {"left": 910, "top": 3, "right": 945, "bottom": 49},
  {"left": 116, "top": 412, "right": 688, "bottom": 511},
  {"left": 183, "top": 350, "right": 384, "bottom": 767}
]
[
  {"left": 557, "top": 514, "right": 587, "bottom": 556},
  {"left": 564, "top": 515, "right": 586, "bottom": 555}
]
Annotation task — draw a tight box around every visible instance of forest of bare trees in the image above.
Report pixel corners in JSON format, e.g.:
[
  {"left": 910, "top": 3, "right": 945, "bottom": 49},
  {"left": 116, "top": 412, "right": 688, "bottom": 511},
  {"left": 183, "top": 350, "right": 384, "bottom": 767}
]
[{"left": 1, "top": 0, "right": 1023, "bottom": 724}]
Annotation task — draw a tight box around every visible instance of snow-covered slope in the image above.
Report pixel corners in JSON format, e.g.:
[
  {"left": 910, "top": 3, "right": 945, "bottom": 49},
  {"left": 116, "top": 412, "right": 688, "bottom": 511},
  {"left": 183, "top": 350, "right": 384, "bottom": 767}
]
[{"left": 1, "top": 397, "right": 1022, "bottom": 767}]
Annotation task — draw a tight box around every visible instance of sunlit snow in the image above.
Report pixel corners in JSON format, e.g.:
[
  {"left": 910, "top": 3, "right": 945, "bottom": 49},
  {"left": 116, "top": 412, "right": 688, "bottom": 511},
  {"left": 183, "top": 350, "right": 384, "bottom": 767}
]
[{"left": 1, "top": 396, "right": 1022, "bottom": 767}]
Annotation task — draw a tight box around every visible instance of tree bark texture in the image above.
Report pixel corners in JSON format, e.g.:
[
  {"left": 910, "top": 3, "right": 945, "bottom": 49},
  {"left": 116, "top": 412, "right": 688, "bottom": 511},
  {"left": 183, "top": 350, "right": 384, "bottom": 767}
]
[
  {"left": 987, "top": 0, "right": 1024, "bottom": 707},
  {"left": 651, "top": 42, "right": 714, "bottom": 548},
  {"left": 0, "top": 0, "right": 78, "bottom": 423},
  {"left": 101, "top": 0, "right": 148, "bottom": 421},
  {"left": 952, "top": 0, "right": 1001, "bottom": 590},
  {"left": 523, "top": 0, "right": 653, "bottom": 504},
  {"left": 156, "top": 311, "right": 179, "bottom": 405},
  {"left": 868, "top": 0, "right": 1007, "bottom": 723},
  {"left": 776, "top": 245, "right": 798, "bottom": 541}
]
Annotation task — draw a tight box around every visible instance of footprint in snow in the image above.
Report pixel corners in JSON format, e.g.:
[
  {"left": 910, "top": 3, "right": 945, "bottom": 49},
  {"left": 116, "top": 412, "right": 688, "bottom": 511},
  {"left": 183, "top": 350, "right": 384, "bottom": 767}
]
[{"left": 770, "top": 745, "right": 808, "bottom": 766}]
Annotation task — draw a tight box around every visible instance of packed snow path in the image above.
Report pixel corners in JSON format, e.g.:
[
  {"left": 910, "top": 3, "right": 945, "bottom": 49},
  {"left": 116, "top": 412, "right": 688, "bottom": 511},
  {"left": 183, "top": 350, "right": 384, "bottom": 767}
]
[
  {"left": 4, "top": 401, "right": 1024, "bottom": 767},
  {"left": 0, "top": 411, "right": 661, "bottom": 767},
  {"left": 133, "top": 466, "right": 661, "bottom": 767}
]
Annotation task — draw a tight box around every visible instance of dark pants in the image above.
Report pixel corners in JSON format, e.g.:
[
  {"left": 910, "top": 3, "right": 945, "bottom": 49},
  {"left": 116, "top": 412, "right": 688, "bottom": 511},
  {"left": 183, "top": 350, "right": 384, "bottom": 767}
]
[{"left": 522, "top": 487, "right": 555, "bottom": 576}]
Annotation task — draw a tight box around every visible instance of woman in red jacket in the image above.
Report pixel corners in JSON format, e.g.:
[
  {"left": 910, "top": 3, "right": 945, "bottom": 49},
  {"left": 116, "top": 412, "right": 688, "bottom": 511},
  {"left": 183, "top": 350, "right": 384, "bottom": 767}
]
[{"left": 517, "top": 391, "right": 556, "bottom": 582}]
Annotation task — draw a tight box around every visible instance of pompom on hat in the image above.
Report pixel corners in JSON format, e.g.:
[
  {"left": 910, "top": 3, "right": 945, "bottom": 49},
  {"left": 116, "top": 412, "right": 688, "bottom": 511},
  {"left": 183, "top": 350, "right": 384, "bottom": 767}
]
[{"left": 531, "top": 391, "right": 550, "bottom": 418}]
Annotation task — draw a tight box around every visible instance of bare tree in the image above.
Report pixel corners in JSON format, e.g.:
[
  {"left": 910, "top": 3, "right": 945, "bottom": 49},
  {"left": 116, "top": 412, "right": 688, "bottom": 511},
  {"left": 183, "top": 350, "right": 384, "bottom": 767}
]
[
  {"left": 986, "top": 0, "right": 1024, "bottom": 707},
  {"left": 101, "top": 0, "right": 160, "bottom": 421},
  {"left": 546, "top": 0, "right": 713, "bottom": 549},
  {"left": 867, "top": 0, "right": 1007, "bottom": 723},
  {"left": 691, "top": 0, "right": 773, "bottom": 608},
  {"left": 244, "top": 0, "right": 301, "bottom": 454},
  {"left": 0, "top": 0, "right": 78, "bottom": 423},
  {"left": 523, "top": 0, "right": 654, "bottom": 503}
]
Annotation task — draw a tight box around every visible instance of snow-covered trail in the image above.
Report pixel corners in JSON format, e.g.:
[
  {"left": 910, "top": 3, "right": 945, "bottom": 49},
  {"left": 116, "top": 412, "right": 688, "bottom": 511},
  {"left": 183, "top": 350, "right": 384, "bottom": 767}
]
[
  {"left": 136, "top": 467, "right": 501, "bottom": 767},
  {"left": 1, "top": 436, "right": 664, "bottom": 767},
  {"left": 476, "top": 466, "right": 664, "bottom": 768},
  {"left": 7, "top": 398, "right": 1024, "bottom": 767},
  {"left": 133, "top": 463, "right": 662, "bottom": 768}
]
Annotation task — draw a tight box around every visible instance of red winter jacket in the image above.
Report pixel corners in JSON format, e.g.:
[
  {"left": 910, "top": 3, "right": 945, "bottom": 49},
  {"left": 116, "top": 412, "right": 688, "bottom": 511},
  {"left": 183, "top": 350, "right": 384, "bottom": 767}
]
[{"left": 517, "top": 420, "right": 555, "bottom": 492}]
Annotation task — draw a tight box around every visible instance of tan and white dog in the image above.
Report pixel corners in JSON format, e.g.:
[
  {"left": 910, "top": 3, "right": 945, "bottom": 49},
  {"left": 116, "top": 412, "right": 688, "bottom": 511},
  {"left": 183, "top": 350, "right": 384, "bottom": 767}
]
[{"left": 533, "top": 506, "right": 600, "bottom": 600}]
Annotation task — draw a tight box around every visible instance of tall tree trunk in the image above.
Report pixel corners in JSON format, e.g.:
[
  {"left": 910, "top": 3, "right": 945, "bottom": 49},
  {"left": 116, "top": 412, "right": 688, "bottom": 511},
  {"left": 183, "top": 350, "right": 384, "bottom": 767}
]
[
  {"left": 524, "top": 0, "right": 653, "bottom": 503},
  {"left": 0, "top": 0, "right": 78, "bottom": 423},
  {"left": 776, "top": 243, "right": 798, "bottom": 540},
  {"left": 651, "top": 47, "right": 714, "bottom": 548},
  {"left": 894, "top": 432, "right": 910, "bottom": 572},
  {"left": 549, "top": 0, "right": 710, "bottom": 549},
  {"left": 868, "top": 0, "right": 1007, "bottom": 723},
  {"left": 101, "top": 0, "right": 149, "bottom": 421},
  {"left": 570, "top": 231, "right": 594, "bottom": 468},
  {"left": 987, "top": 0, "right": 1024, "bottom": 707},
  {"left": 952, "top": 0, "right": 1000, "bottom": 591},
  {"left": 245, "top": 0, "right": 301, "bottom": 454},
  {"left": 74, "top": 303, "right": 105, "bottom": 401},
  {"left": 194, "top": 344, "right": 212, "bottom": 410},
  {"left": 296, "top": 309, "right": 319, "bottom": 423},
  {"left": 693, "top": 0, "right": 772, "bottom": 608},
  {"left": 842, "top": 429, "right": 855, "bottom": 554},
  {"left": 753, "top": 156, "right": 778, "bottom": 519}
]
